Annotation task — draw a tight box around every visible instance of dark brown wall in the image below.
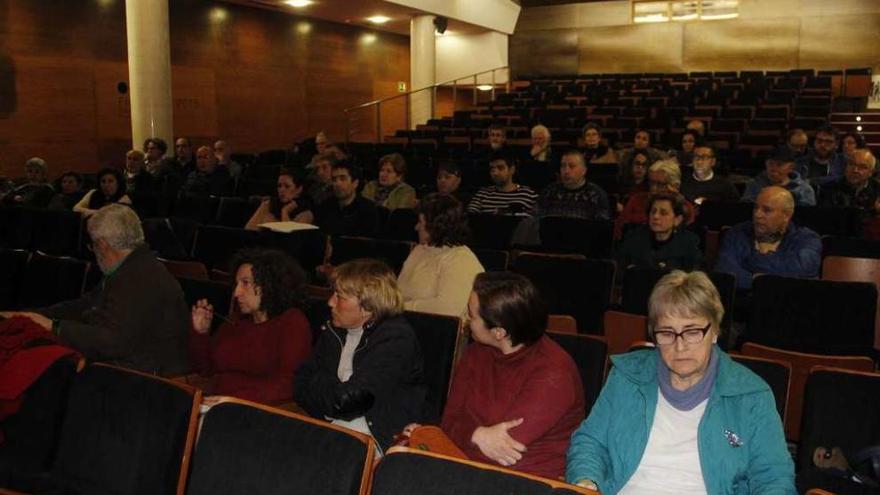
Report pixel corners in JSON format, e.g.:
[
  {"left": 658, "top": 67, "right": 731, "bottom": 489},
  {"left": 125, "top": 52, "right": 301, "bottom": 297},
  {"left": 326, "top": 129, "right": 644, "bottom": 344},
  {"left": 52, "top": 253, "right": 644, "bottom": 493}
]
[{"left": 0, "top": 0, "right": 410, "bottom": 177}]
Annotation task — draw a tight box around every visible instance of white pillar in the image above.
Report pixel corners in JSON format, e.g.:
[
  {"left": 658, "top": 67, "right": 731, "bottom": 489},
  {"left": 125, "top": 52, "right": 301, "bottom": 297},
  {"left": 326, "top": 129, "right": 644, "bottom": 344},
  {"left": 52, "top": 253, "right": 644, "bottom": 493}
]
[
  {"left": 125, "top": 0, "right": 174, "bottom": 150},
  {"left": 409, "top": 15, "right": 436, "bottom": 130}
]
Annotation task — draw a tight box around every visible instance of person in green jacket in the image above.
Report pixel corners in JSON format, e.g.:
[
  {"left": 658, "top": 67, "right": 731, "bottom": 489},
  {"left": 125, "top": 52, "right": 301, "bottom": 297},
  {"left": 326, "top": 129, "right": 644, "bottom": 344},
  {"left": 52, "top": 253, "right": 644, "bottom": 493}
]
[
  {"left": 362, "top": 153, "right": 416, "bottom": 210},
  {"left": 566, "top": 270, "right": 795, "bottom": 495}
]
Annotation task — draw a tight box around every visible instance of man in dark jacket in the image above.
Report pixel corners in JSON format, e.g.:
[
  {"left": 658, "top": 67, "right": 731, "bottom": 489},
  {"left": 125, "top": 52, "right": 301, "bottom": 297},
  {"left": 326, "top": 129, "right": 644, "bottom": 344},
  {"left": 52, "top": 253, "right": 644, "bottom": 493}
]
[
  {"left": 2, "top": 204, "right": 190, "bottom": 375},
  {"left": 716, "top": 186, "right": 822, "bottom": 289}
]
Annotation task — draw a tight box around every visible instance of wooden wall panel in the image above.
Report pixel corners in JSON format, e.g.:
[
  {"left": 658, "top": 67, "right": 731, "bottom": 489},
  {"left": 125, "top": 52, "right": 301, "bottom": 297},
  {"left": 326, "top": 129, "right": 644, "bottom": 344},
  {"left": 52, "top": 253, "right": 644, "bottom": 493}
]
[
  {"left": 683, "top": 18, "right": 800, "bottom": 72},
  {"left": 509, "top": 29, "right": 580, "bottom": 76},
  {"left": 578, "top": 23, "right": 684, "bottom": 74},
  {"left": 0, "top": 0, "right": 409, "bottom": 177},
  {"left": 798, "top": 14, "right": 880, "bottom": 70}
]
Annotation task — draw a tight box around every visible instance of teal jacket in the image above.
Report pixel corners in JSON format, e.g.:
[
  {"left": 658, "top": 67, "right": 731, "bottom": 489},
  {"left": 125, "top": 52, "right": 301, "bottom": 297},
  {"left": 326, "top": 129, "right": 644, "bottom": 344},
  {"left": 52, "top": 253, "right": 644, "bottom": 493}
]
[{"left": 566, "top": 348, "right": 795, "bottom": 495}]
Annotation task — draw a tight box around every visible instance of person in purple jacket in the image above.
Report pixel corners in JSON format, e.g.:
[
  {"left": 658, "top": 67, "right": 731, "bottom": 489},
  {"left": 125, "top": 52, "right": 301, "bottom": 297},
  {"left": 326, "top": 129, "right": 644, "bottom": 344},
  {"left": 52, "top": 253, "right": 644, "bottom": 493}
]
[{"left": 715, "top": 186, "right": 821, "bottom": 289}]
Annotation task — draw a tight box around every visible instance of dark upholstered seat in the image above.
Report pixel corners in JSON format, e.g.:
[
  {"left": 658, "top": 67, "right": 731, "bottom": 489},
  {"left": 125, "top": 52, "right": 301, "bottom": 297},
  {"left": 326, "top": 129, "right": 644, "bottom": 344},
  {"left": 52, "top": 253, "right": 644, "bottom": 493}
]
[
  {"left": 730, "top": 354, "right": 791, "bottom": 422},
  {"left": 547, "top": 332, "right": 607, "bottom": 417},
  {"left": 404, "top": 311, "right": 462, "bottom": 422},
  {"left": 18, "top": 252, "right": 90, "bottom": 309}
]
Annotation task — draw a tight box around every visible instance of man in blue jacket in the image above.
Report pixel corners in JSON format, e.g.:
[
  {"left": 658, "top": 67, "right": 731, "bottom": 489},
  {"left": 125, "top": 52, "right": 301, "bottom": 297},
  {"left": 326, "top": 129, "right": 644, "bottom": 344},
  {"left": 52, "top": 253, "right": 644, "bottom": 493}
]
[
  {"left": 742, "top": 146, "right": 816, "bottom": 206},
  {"left": 716, "top": 186, "right": 822, "bottom": 289}
]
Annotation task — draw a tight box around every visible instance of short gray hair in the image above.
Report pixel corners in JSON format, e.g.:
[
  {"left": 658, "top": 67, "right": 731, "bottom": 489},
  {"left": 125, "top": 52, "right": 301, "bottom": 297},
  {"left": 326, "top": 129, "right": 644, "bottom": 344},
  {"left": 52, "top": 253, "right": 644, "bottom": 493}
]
[
  {"left": 25, "top": 157, "right": 47, "bottom": 174},
  {"left": 648, "top": 270, "right": 724, "bottom": 336},
  {"left": 531, "top": 124, "right": 551, "bottom": 139},
  {"left": 87, "top": 204, "right": 144, "bottom": 251},
  {"left": 649, "top": 159, "right": 682, "bottom": 188}
]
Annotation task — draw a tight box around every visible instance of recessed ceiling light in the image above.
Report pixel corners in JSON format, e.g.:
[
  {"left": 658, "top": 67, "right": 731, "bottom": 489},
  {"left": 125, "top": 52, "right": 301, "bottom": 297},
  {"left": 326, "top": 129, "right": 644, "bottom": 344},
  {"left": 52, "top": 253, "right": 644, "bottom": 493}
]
[
  {"left": 477, "top": 85, "right": 493, "bottom": 91},
  {"left": 285, "top": 0, "right": 313, "bottom": 7},
  {"left": 366, "top": 15, "right": 391, "bottom": 24}
]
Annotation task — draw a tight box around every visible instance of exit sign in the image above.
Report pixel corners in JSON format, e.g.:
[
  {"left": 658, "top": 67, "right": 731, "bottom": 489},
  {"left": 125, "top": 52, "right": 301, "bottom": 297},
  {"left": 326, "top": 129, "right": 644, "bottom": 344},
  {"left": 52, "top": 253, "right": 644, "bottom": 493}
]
[{"left": 397, "top": 81, "right": 407, "bottom": 93}]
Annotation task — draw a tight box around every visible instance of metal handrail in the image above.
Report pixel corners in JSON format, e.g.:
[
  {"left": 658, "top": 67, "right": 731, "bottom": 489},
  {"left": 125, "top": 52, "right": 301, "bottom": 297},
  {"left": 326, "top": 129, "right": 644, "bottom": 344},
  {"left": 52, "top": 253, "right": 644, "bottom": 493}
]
[{"left": 343, "top": 66, "right": 510, "bottom": 144}]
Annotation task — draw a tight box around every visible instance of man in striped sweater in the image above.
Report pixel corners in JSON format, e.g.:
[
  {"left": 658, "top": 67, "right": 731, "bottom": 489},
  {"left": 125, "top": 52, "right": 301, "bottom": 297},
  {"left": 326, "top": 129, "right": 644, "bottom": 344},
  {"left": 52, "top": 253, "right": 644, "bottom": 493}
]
[{"left": 467, "top": 155, "right": 537, "bottom": 216}]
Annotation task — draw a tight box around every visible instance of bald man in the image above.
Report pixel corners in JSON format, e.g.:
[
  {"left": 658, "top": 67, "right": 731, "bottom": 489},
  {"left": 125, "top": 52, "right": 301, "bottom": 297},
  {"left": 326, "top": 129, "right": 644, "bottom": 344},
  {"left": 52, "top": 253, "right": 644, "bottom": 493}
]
[{"left": 716, "top": 186, "right": 822, "bottom": 289}]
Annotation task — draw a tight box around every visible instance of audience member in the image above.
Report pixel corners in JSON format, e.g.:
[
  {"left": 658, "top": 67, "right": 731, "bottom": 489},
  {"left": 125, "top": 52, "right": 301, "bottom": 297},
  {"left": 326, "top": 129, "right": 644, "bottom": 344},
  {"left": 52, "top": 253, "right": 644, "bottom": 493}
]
[
  {"left": 742, "top": 146, "right": 816, "bottom": 206},
  {"left": 796, "top": 125, "right": 846, "bottom": 184},
  {"left": 567, "top": 270, "right": 794, "bottom": 493},
  {"left": 529, "top": 125, "right": 552, "bottom": 162},
  {"left": 246, "top": 168, "right": 313, "bottom": 229},
  {"left": 618, "top": 149, "right": 652, "bottom": 204},
  {"left": 48, "top": 172, "right": 85, "bottom": 211},
  {"left": 536, "top": 150, "right": 610, "bottom": 220},
  {"left": 143, "top": 137, "right": 178, "bottom": 179},
  {"left": 716, "top": 186, "right": 821, "bottom": 289},
  {"left": 435, "top": 161, "right": 471, "bottom": 205},
  {"left": 438, "top": 272, "right": 584, "bottom": 479},
  {"left": 315, "top": 130, "right": 329, "bottom": 157},
  {"left": 74, "top": 167, "right": 131, "bottom": 217},
  {"left": 680, "top": 141, "right": 739, "bottom": 204},
  {"left": 314, "top": 161, "right": 380, "bottom": 236},
  {"left": 1, "top": 157, "right": 54, "bottom": 208},
  {"left": 1, "top": 204, "right": 190, "bottom": 375},
  {"left": 685, "top": 119, "right": 706, "bottom": 136},
  {"left": 189, "top": 249, "right": 312, "bottom": 405},
  {"left": 467, "top": 155, "right": 537, "bottom": 216},
  {"left": 673, "top": 129, "right": 700, "bottom": 168},
  {"left": 397, "top": 194, "right": 484, "bottom": 317},
  {"left": 488, "top": 124, "right": 508, "bottom": 152},
  {"left": 617, "top": 193, "right": 702, "bottom": 271},
  {"left": 786, "top": 128, "right": 809, "bottom": 159},
  {"left": 819, "top": 148, "right": 880, "bottom": 239},
  {"left": 174, "top": 137, "right": 196, "bottom": 177},
  {"left": 124, "top": 149, "right": 155, "bottom": 195},
  {"left": 307, "top": 153, "right": 335, "bottom": 205},
  {"left": 616, "top": 159, "right": 695, "bottom": 238},
  {"left": 361, "top": 153, "right": 417, "bottom": 210},
  {"left": 294, "top": 259, "right": 427, "bottom": 452},
  {"left": 580, "top": 123, "right": 617, "bottom": 164},
  {"left": 618, "top": 129, "right": 667, "bottom": 168},
  {"left": 213, "top": 140, "right": 243, "bottom": 178},
  {"left": 181, "top": 145, "right": 232, "bottom": 196},
  {"left": 840, "top": 132, "right": 866, "bottom": 159}
]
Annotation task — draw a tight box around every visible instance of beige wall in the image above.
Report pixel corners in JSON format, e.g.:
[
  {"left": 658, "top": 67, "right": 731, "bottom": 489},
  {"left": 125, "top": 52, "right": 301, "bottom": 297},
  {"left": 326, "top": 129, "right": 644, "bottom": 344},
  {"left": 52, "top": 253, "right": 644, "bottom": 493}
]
[{"left": 512, "top": 0, "right": 880, "bottom": 75}]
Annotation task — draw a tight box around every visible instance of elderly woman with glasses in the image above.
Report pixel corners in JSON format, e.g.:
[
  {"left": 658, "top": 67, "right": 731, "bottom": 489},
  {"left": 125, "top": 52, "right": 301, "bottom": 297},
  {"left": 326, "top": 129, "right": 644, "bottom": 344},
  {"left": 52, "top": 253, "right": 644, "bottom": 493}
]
[{"left": 566, "top": 270, "right": 795, "bottom": 494}]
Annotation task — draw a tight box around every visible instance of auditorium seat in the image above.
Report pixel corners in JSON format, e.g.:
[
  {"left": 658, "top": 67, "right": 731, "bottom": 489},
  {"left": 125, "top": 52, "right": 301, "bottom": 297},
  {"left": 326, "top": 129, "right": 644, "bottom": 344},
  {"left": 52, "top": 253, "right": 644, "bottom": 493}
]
[
  {"left": 29, "top": 208, "right": 83, "bottom": 257},
  {"left": 142, "top": 217, "right": 192, "bottom": 260},
  {"left": 729, "top": 354, "right": 791, "bottom": 422},
  {"left": 746, "top": 275, "right": 877, "bottom": 357},
  {"left": 821, "top": 236, "right": 880, "bottom": 259},
  {"left": 172, "top": 194, "right": 221, "bottom": 225},
  {"left": 371, "top": 447, "right": 597, "bottom": 495},
  {"left": 384, "top": 208, "right": 419, "bottom": 242},
  {"left": 404, "top": 311, "right": 464, "bottom": 422},
  {"left": 0, "top": 248, "right": 29, "bottom": 309},
  {"left": 187, "top": 399, "right": 375, "bottom": 495},
  {"left": 467, "top": 214, "right": 524, "bottom": 250},
  {"left": 470, "top": 247, "right": 509, "bottom": 272},
  {"left": 793, "top": 206, "right": 863, "bottom": 237},
  {"left": 159, "top": 258, "right": 209, "bottom": 280},
  {"left": 191, "top": 225, "right": 265, "bottom": 271},
  {"left": 7, "top": 363, "right": 200, "bottom": 495},
  {"left": 215, "top": 196, "right": 261, "bottom": 228},
  {"left": 547, "top": 332, "right": 608, "bottom": 417},
  {"left": 539, "top": 217, "right": 614, "bottom": 258},
  {"left": 176, "top": 277, "right": 232, "bottom": 332},
  {"left": 797, "top": 367, "right": 880, "bottom": 474},
  {"left": 740, "top": 343, "right": 875, "bottom": 441},
  {"left": 602, "top": 310, "right": 649, "bottom": 356},
  {"left": 330, "top": 236, "right": 413, "bottom": 275},
  {"left": 18, "top": 253, "right": 90, "bottom": 309},
  {"left": 512, "top": 252, "right": 615, "bottom": 334},
  {"left": 821, "top": 256, "right": 880, "bottom": 349}
]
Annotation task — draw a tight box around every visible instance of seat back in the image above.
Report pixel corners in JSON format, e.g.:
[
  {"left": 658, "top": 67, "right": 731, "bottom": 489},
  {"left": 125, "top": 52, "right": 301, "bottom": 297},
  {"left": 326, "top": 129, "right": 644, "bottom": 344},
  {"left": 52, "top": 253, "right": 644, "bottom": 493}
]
[
  {"left": 19, "top": 253, "right": 90, "bottom": 308},
  {"left": 172, "top": 195, "right": 220, "bottom": 225},
  {"left": 602, "top": 310, "right": 649, "bottom": 356},
  {"left": 793, "top": 206, "right": 862, "bottom": 237},
  {"left": 822, "top": 235, "right": 880, "bottom": 259},
  {"left": 797, "top": 367, "right": 880, "bottom": 473},
  {"left": 215, "top": 196, "right": 261, "bottom": 228},
  {"left": 29, "top": 208, "right": 83, "bottom": 257},
  {"left": 384, "top": 208, "right": 419, "bottom": 242},
  {"left": 188, "top": 399, "right": 374, "bottom": 495},
  {"left": 176, "top": 277, "right": 232, "bottom": 332},
  {"left": 470, "top": 247, "right": 509, "bottom": 272},
  {"left": 546, "top": 332, "right": 608, "bottom": 417},
  {"left": 821, "top": 255, "right": 880, "bottom": 349},
  {"left": 160, "top": 259, "right": 209, "bottom": 280},
  {"left": 547, "top": 314, "right": 577, "bottom": 334},
  {"left": 512, "top": 253, "right": 615, "bottom": 334},
  {"left": 741, "top": 343, "right": 875, "bottom": 441},
  {"left": 190, "top": 225, "right": 264, "bottom": 270},
  {"left": 330, "top": 236, "right": 413, "bottom": 275},
  {"left": 404, "top": 311, "right": 463, "bottom": 422},
  {"left": 695, "top": 201, "right": 753, "bottom": 230},
  {"left": 50, "top": 364, "right": 199, "bottom": 495},
  {"left": 467, "top": 214, "right": 524, "bottom": 249},
  {"left": 539, "top": 217, "right": 613, "bottom": 258},
  {"left": 748, "top": 275, "right": 877, "bottom": 356},
  {"left": 142, "top": 218, "right": 191, "bottom": 260},
  {"left": 730, "top": 354, "right": 791, "bottom": 423},
  {"left": 371, "top": 447, "right": 597, "bottom": 495},
  {"left": 0, "top": 248, "right": 30, "bottom": 309}
]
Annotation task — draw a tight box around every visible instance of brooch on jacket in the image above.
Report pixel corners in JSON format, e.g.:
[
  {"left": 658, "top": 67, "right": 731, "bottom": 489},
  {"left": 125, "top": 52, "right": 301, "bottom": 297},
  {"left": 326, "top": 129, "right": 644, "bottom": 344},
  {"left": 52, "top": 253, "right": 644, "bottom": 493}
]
[{"left": 724, "top": 429, "right": 743, "bottom": 448}]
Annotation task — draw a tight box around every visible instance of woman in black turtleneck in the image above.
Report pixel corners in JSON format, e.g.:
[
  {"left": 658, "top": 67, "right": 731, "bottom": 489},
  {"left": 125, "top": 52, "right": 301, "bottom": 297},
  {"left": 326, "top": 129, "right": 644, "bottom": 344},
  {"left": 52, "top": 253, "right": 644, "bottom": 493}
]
[{"left": 616, "top": 192, "right": 701, "bottom": 271}]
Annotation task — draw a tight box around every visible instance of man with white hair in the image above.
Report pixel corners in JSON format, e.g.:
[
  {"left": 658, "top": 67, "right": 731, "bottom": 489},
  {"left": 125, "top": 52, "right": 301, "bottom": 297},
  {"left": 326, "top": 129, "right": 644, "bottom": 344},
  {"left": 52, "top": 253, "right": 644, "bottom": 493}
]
[
  {"left": 716, "top": 186, "right": 821, "bottom": 289},
  {"left": 2, "top": 204, "right": 190, "bottom": 375}
]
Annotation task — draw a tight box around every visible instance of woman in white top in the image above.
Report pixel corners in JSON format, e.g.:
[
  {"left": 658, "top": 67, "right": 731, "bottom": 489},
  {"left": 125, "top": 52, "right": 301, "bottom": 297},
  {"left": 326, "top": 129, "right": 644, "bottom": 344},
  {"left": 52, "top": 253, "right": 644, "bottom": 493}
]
[
  {"left": 73, "top": 167, "right": 132, "bottom": 218},
  {"left": 397, "top": 193, "right": 484, "bottom": 317}
]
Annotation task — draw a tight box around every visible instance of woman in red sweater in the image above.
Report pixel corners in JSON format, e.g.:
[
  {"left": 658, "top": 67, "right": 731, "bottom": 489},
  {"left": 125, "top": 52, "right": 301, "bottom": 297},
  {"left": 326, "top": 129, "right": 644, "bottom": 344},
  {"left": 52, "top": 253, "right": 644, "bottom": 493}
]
[
  {"left": 189, "top": 249, "right": 312, "bottom": 406},
  {"left": 440, "top": 272, "right": 585, "bottom": 480}
]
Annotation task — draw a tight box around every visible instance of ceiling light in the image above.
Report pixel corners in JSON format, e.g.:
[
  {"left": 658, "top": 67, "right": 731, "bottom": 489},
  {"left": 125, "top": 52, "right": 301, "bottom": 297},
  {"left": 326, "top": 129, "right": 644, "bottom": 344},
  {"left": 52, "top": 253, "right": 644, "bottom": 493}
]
[
  {"left": 367, "top": 15, "right": 391, "bottom": 24},
  {"left": 477, "top": 85, "right": 493, "bottom": 91},
  {"left": 285, "top": 0, "right": 313, "bottom": 7}
]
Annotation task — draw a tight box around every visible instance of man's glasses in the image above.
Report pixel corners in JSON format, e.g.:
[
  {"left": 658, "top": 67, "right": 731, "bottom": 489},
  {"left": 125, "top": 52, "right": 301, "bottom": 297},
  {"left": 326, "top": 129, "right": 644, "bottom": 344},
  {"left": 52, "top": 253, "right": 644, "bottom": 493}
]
[{"left": 653, "top": 322, "right": 711, "bottom": 346}]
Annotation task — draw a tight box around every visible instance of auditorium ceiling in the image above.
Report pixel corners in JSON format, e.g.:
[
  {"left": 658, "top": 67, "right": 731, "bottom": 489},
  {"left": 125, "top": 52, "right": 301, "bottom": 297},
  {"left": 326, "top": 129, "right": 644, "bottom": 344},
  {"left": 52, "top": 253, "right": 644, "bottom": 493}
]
[{"left": 220, "top": 0, "right": 488, "bottom": 36}]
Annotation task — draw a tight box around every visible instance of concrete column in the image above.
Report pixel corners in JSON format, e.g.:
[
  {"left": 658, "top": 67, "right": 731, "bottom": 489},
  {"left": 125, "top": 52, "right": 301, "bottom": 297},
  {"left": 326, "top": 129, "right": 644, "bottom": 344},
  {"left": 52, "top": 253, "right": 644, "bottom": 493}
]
[
  {"left": 125, "top": 0, "right": 174, "bottom": 150},
  {"left": 409, "top": 15, "right": 436, "bottom": 130}
]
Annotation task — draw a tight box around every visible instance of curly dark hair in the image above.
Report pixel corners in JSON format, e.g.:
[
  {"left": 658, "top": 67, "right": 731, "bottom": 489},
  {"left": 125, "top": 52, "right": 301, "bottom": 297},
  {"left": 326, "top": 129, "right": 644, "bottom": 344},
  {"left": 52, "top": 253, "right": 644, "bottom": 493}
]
[
  {"left": 417, "top": 193, "right": 469, "bottom": 247},
  {"left": 230, "top": 248, "right": 306, "bottom": 319}
]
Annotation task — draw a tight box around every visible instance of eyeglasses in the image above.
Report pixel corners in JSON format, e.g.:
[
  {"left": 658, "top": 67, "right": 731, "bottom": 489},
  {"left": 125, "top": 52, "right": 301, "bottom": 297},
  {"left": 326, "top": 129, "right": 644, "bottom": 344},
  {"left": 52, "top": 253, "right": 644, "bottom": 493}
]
[
  {"left": 694, "top": 154, "right": 714, "bottom": 161},
  {"left": 653, "top": 322, "right": 711, "bottom": 346}
]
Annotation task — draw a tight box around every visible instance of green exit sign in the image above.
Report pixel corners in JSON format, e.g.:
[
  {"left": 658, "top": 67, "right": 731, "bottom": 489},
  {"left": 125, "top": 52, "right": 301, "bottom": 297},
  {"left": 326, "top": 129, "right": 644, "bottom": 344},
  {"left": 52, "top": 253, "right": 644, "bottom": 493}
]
[{"left": 397, "top": 81, "right": 407, "bottom": 93}]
